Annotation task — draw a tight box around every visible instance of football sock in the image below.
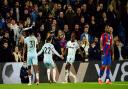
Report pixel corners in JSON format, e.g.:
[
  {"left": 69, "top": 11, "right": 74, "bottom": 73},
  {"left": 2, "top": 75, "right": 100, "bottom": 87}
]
[
  {"left": 99, "top": 66, "right": 105, "bottom": 78},
  {"left": 53, "top": 68, "right": 56, "bottom": 82},
  {"left": 65, "top": 70, "right": 69, "bottom": 82},
  {"left": 47, "top": 69, "right": 51, "bottom": 81},
  {"left": 106, "top": 66, "right": 110, "bottom": 79},
  {"left": 36, "top": 73, "right": 39, "bottom": 82},
  {"left": 28, "top": 75, "right": 32, "bottom": 84}
]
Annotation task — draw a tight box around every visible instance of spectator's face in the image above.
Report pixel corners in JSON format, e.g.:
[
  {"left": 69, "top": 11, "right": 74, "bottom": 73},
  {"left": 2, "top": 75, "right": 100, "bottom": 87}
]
[
  {"left": 57, "top": 4, "right": 62, "bottom": 10},
  {"left": 15, "top": 2, "right": 19, "bottom": 7},
  {"left": 24, "top": 9, "right": 29, "bottom": 14},
  {"left": 23, "top": 62, "right": 27, "bottom": 68},
  {"left": 77, "top": 8, "right": 81, "bottom": 14},
  {"left": 52, "top": 19, "right": 57, "bottom": 25},
  {"left": 102, "top": 12, "right": 107, "bottom": 18},
  {"left": 99, "top": 3, "right": 103, "bottom": 10},
  {"left": 42, "top": 0, "right": 46, "bottom": 5},
  {"left": 94, "top": 37, "right": 98, "bottom": 43},
  {"left": 91, "top": 16, "right": 95, "bottom": 21},
  {"left": 4, "top": 0, "right": 8, "bottom": 5},
  {"left": 80, "top": 17, "right": 85, "bottom": 23},
  {"left": 97, "top": 5, "right": 101, "bottom": 11},
  {"left": 38, "top": 12, "right": 43, "bottom": 16},
  {"left": 84, "top": 25, "right": 89, "bottom": 33},
  {"left": 82, "top": 4, "right": 87, "bottom": 10},
  {"left": 68, "top": 6, "right": 72, "bottom": 12},
  {"left": 59, "top": 12, "right": 64, "bottom": 18},
  {"left": 15, "top": 47, "right": 19, "bottom": 52},
  {"left": 64, "top": 25, "right": 68, "bottom": 32},
  {"left": 75, "top": 24, "right": 79, "bottom": 30},
  {"left": 109, "top": 5, "right": 114, "bottom": 12},
  {"left": 11, "top": 20, "right": 16, "bottom": 25},
  {"left": 3, "top": 43, "right": 8, "bottom": 48},
  {"left": 4, "top": 32, "right": 9, "bottom": 38}
]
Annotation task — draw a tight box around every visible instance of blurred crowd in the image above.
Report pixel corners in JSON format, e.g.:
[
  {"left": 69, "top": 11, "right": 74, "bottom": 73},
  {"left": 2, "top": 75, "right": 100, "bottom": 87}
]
[{"left": 0, "top": 0, "right": 128, "bottom": 62}]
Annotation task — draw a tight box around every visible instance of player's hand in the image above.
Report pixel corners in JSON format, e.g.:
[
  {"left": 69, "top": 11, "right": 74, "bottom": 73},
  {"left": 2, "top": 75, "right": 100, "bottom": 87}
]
[{"left": 60, "top": 55, "right": 64, "bottom": 60}]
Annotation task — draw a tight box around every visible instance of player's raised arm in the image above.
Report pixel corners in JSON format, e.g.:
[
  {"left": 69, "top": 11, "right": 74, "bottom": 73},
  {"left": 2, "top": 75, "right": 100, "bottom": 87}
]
[{"left": 22, "top": 44, "right": 26, "bottom": 61}]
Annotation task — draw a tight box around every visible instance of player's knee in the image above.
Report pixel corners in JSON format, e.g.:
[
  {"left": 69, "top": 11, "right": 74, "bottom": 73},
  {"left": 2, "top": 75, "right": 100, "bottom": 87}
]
[
  {"left": 65, "top": 62, "right": 71, "bottom": 70},
  {"left": 101, "top": 66, "right": 105, "bottom": 70},
  {"left": 107, "top": 66, "right": 110, "bottom": 70}
]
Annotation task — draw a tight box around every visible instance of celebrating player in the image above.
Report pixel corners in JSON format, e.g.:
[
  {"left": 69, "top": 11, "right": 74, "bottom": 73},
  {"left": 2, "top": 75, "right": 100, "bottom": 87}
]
[
  {"left": 38, "top": 37, "right": 64, "bottom": 83},
  {"left": 64, "top": 32, "right": 83, "bottom": 83},
  {"left": 23, "top": 28, "right": 39, "bottom": 85},
  {"left": 98, "top": 25, "right": 114, "bottom": 84}
]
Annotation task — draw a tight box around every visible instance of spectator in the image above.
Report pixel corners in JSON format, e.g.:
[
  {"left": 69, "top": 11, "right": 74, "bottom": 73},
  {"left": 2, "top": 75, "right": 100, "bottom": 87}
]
[
  {"left": 65, "top": 5, "right": 76, "bottom": 28},
  {"left": 20, "top": 61, "right": 29, "bottom": 83},
  {"left": 12, "top": 46, "right": 22, "bottom": 62},
  {"left": 74, "top": 24, "right": 82, "bottom": 40},
  {"left": 88, "top": 41, "right": 99, "bottom": 61},
  {"left": 0, "top": 40, "right": 13, "bottom": 62},
  {"left": 63, "top": 24, "right": 71, "bottom": 41},
  {"left": 80, "top": 24, "right": 92, "bottom": 42},
  {"left": 57, "top": 11, "right": 65, "bottom": 29},
  {"left": 114, "top": 40, "right": 126, "bottom": 61},
  {"left": 80, "top": 37, "right": 89, "bottom": 60}
]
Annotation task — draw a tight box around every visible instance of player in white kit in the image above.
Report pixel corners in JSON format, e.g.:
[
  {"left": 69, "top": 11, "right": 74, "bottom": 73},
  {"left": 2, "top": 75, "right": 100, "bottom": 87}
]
[
  {"left": 64, "top": 32, "right": 82, "bottom": 83},
  {"left": 23, "top": 29, "right": 39, "bottom": 85},
  {"left": 38, "top": 37, "right": 64, "bottom": 83}
]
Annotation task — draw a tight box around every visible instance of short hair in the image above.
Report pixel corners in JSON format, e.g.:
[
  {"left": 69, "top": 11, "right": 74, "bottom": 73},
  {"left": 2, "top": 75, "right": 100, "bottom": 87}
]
[{"left": 46, "top": 37, "right": 52, "bottom": 42}]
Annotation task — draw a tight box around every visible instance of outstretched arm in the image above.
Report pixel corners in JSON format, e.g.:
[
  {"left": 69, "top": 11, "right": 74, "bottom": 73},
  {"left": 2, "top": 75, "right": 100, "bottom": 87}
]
[
  {"left": 51, "top": 47, "right": 64, "bottom": 59},
  {"left": 37, "top": 47, "right": 43, "bottom": 56}
]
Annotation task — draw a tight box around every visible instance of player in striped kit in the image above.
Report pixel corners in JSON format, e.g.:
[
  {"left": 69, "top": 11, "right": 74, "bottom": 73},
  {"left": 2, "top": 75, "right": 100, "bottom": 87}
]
[{"left": 98, "top": 25, "right": 114, "bottom": 84}]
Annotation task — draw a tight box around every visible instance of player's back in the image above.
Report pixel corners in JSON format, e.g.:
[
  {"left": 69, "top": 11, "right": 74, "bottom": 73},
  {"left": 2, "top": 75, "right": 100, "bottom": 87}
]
[
  {"left": 25, "top": 35, "right": 38, "bottom": 55},
  {"left": 42, "top": 43, "right": 54, "bottom": 60}
]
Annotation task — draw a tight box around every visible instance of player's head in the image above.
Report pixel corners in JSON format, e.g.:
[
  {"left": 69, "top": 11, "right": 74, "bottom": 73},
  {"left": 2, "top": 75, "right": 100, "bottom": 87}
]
[
  {"left": 71, "top": 32, "right": 76, "bottom": 42},
  {"left": 46, "top": 37, "right": 52, "bottom": 43},
  {"left": 104, "top": 25, "right": 110, "bottom": 33}
]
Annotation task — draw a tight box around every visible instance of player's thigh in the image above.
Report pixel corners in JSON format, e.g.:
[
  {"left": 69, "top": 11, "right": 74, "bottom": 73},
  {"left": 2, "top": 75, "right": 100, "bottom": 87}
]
[
  {"left": 44, "top": 61, "right": 55, "bottom": 69},
  {"left": 106, "top": 56, "right": 111, "bottom": 65},
  {"left": 102, "top": 56, "right": 107, "bottom": 65},
  {"left": 32, "top": 55, "right": 38, "bottom": 65},
  {"left": 102, "top": 55, "right": 111, "bottom": 65},
  {"left": 27, "top": 55, "right": 33, "bottom": 66},
  {"left": 66, "top": 56, "right": 75, "bottom": 64}
]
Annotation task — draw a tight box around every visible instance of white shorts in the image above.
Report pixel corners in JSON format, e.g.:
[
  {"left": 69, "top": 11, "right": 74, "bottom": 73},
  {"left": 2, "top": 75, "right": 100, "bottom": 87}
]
[
  {"left": 44, "top": 59, "right": 55, "bottom": 69},
  {"left": 27, "top": 54, "right": 38, "bottom": 66},
  {"left": 66, "top": 56, "right": 75, "bottom": 64}
]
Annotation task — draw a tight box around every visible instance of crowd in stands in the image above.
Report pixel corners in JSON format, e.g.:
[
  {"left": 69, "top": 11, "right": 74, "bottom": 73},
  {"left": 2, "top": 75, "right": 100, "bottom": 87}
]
[{"left": 0, "top": 0, "right": 128, "bottom": 62}]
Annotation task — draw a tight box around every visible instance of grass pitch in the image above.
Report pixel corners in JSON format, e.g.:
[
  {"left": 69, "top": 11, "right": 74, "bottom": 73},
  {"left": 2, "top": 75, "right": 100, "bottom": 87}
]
[{"left": 0, "top": 82, "right": 128, "bottom": 89}]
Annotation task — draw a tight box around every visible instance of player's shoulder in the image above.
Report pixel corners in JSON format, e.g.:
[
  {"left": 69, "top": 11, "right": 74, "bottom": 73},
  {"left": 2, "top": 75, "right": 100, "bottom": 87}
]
[
  {"left": 44, "top": 43, "right": 53, "bottom": 46},
  {"left": 67, "top": 40, "right": 71, "bottom": 44},
  {"left": 24, "top": 36, "right": 29, "bottom": 41}
]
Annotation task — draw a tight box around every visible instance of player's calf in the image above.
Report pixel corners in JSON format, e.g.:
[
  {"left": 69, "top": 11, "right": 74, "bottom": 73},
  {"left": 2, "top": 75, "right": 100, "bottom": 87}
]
[{"left": 98, "top": 78, "right": 103, "bottom": 84}]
